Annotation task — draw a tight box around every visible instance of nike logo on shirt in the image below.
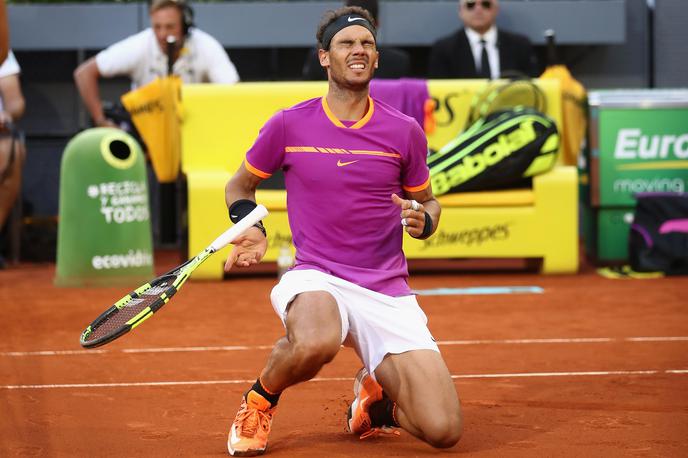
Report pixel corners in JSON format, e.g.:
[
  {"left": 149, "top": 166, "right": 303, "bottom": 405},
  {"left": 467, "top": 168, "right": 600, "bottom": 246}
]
[{"left": 337, "top": 160, "right": 359, "bottom": 167}]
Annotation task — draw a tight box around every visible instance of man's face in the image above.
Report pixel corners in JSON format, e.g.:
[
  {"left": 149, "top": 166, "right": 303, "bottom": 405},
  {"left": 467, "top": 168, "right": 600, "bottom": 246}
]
[
  {"left": 459, "top": 0, "right": 499, "bottom": 34},
  {"left": 319, "top": 25, "right": 378, "bottom": 90},
  {"left": 150, "top": 6, "right": 184, "bottom": 52}
]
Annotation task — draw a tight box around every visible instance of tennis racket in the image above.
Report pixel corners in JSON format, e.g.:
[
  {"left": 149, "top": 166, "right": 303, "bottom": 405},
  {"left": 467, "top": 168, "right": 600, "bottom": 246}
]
[
  {"left": 79, "top": 204, "right": 269, "bottom": 348},
  {"left": 465, "top": 78, "right": 547, "bottom": 128}
]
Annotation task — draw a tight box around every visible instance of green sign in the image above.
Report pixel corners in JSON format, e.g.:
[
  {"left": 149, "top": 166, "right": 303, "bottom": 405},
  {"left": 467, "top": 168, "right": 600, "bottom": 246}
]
[{"left": 598, "top": 108, "right": 688, "bottom": 206}]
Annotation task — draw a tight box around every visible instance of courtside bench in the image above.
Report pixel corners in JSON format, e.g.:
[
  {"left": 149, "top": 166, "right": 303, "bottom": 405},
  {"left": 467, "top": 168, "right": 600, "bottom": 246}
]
[{"left": 181, "top": 81, "right": 578, "bottom": 280}]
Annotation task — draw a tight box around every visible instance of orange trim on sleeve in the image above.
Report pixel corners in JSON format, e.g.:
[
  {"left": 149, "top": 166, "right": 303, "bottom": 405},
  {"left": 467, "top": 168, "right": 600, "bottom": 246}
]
[
  {"left": 403, "top": 176, "right": 430, "bottom": 193},
  {"left": 244, "top": 160, "right": 272, "bottom": 179}
]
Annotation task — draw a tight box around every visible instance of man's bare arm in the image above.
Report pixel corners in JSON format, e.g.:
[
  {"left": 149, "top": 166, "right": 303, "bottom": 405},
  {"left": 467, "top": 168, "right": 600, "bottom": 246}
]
[
  {"left": 392, "top": 186, "right": 441, "bottom": 240},
  {"left": 225, "top": 162, "right": 264, "bottom": 207},
  {"left": 223, "top": 162, "right": 268, "bottom": 270},
  {"left": 73, "top": 57, "right": 115, "bottom": 127}
]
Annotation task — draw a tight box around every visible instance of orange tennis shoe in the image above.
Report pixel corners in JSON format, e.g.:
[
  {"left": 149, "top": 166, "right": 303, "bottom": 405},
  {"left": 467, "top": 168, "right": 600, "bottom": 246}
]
[
  {"left": 227, "top": 390, "right": 275, "bottom": 456},
  {"left": 347, "top": 367, "right": 384, "bottom": 435}
]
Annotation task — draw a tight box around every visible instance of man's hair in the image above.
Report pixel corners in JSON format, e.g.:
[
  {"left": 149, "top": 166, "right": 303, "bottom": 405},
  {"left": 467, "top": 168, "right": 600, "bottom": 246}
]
[
  {"left": 345, "top": 0, "right": 378, "bottom": 24},
  {"left": 460, "top": 0, "right": 499, "bottom": 6},
  {"left": 149, "top": 0, "right": 186, "bottom": 14},
  {"left": 316, "top": 6, "right": 376, "bottom": 49},
  {"left": 149, "top": 0, "right": 194, "bottom": 35}
]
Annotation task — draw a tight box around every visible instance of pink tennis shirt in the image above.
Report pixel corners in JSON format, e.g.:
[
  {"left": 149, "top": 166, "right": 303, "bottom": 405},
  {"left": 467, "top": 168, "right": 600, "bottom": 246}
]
[{"left": 245, "top": 96, "right": 430, "bottom": 296}]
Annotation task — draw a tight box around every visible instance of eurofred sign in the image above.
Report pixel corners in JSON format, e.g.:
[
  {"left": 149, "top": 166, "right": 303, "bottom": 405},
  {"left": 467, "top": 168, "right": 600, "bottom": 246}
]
[{"left": 599, "top": 108, "right": 688, "bottom": 206}]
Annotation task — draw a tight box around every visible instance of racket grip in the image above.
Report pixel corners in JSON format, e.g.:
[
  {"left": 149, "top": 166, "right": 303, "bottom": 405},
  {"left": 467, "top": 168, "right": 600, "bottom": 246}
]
[{"left": 208, "top": 204, "right": 269, "bottom": 252}]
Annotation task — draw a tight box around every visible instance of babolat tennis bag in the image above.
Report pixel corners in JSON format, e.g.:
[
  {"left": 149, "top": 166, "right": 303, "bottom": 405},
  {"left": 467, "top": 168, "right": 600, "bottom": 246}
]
[
  {"left": 629, "top": 192, "right": 688, "bottom": 275},
  {"left": 428, "top": 106, "right": 560, "bottom": 195}
]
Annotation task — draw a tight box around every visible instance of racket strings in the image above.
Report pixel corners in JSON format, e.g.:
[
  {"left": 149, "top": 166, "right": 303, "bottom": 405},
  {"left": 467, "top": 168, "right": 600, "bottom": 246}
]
[
  {"left": 486, "top": 85, "right": 544, "bottom": 115},
  {"left": 83, "top": 281, "right": 177, "bottom": 342},
  {"left": 469, "top": 81, "right": 546, "bottom": 126}
]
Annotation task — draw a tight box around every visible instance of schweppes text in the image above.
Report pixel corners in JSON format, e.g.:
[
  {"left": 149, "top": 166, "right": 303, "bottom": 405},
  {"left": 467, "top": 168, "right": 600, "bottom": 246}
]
[{"left": 129, "top": 99, "right": 164, "bottom": 116}]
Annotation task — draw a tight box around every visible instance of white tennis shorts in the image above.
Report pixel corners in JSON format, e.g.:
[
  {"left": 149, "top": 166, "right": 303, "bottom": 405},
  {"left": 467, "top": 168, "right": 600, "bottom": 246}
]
[{"left": 270, "top": 269, "right": 439, "bottom": 375}]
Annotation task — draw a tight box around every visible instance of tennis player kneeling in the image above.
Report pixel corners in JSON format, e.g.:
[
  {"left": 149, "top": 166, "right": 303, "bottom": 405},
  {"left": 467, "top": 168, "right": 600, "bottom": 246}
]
[{"left": 223, "top": 6, "right": 462, "bottom": 456}]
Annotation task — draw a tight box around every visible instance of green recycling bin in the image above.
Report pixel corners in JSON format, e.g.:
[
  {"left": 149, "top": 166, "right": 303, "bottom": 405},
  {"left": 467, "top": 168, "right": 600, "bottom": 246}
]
[{"left": 55, "top": 128, "right": 154, "bottom": 287}]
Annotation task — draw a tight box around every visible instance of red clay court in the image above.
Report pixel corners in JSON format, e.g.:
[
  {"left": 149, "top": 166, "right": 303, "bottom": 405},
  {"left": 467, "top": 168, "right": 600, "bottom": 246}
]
[{"left": 1, "top": 255, "right": 686, "bottom": 457}]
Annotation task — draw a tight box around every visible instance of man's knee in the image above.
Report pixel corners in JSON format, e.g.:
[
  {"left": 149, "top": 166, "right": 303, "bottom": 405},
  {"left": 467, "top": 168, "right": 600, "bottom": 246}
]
[
  {"left": 422, "top": 412, "right": 463, "bottom": 449},
  {"left": 291, "top": 337, "right": 340, "bottom": 369}
]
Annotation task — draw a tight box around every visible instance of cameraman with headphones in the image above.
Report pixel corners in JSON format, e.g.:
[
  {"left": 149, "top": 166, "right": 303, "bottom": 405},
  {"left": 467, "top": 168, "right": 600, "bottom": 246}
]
[{"left": 74, "top": 0, "right": 239, "bottom": 128}]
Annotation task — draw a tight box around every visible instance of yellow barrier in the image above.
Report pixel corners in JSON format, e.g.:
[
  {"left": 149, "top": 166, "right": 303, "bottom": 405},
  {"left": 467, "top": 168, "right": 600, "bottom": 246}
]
[
  {"left": 181, "top": 82, "right": 328, "bottom": 174},
  {"left": 407, "top": 166, "right": 578, "bottom": 273},
  {"left": 181, "top": 80, "right": 578, "bottom": 279}
]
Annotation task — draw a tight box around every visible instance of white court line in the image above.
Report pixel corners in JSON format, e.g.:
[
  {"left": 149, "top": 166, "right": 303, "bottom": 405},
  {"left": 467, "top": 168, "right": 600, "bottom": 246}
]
[
  {"left": 122, "top": 345, "right": 276, "bottom": 353},
  {"left": 0, "top": 349, "right": 109, "bottom": 356},
  {"left": 439, "top": 337, "right": 616, "bottom": 345},
  {"left": 627, "top": 336, "right": 688, "bottom": 342},
  {"left": 2, "top": 336, "right": 687, "bottom": 357},
  {"left": 2, "top": 370, "right": 686, "bottom": 390}
]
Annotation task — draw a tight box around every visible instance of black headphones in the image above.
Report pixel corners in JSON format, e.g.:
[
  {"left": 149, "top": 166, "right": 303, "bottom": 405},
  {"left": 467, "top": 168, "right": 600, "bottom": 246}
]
[
  {"left": 179, "top": 0, "right": 194, "bottom": 36},
  {"left": 150, "top": 0, "right": 195, "bottom": 36}
]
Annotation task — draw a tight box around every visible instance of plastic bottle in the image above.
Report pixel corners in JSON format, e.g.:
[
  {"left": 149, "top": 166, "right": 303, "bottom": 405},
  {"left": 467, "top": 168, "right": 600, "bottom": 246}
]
[{"left": 277, "top": 243, "right": 294, "bottom": 280}]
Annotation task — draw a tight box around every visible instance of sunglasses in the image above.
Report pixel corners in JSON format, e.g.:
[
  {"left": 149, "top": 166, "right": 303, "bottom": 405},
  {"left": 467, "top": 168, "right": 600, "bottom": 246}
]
[{"left": 464, "top": 1, "right": 493, "bottom": 10}]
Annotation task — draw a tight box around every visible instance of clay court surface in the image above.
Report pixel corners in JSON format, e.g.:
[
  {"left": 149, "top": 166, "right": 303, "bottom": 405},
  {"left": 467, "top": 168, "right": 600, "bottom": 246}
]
[{"left": 1, "top": 254, "right": 686, "bottom": 457}]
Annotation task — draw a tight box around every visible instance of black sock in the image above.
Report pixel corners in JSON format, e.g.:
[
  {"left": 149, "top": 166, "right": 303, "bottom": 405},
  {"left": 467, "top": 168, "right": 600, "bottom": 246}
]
[
  {"left": 368, "top": 397, "right": 399, "bottom": 428},
  {"left": 248, "top": 377, "right": 281, "bottom": 407}
]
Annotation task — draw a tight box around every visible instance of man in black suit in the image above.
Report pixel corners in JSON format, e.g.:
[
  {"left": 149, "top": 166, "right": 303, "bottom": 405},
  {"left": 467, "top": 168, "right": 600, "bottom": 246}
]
[
  {"left": 302, "top": 0, "right": 411, "bottom": 80},
  {"left": 428, "top": 0, "right": 538, "bottom": 79}
]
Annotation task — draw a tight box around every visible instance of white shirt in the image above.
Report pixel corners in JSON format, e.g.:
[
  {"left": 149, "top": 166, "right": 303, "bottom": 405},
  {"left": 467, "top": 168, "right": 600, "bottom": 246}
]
[
  {"left": 465, "top": 26, "right": 499, "bottom": 79},
  {"left": 0, "top": 51, "right": 20, "bottom": 79},
  {"left": 96, "top": 28, "right": 239, "bottom": 89},
  {"left": 0, "top": 51, "right": 21, "bottom": 112}
]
